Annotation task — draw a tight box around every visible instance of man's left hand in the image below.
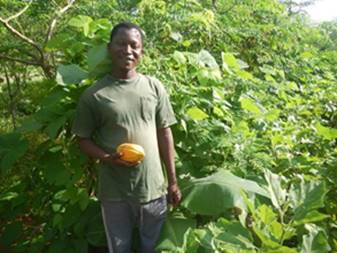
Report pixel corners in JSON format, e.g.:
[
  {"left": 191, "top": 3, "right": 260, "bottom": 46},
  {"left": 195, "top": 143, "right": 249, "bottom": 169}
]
[{"left": 168, "top": 183, "right": 181, "bottom": 208}]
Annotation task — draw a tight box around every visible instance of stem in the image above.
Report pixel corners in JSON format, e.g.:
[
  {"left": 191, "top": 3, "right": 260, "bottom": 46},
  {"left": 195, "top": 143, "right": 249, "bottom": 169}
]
[{"left": 3, "top": 65, "right": 16, "bottom": 129}]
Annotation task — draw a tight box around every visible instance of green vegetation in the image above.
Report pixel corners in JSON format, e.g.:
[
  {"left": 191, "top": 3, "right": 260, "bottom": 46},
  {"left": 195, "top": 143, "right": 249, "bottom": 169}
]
[{"left": 1, "top": 0, "right": 336, "bottom": 252}]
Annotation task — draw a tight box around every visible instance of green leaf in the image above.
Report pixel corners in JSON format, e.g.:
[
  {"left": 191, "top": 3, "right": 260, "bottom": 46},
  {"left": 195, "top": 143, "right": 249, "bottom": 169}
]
[
  {"left": 181, "top": 228, "right": 199, "bottom": 253},
  {"left": 87, "top": 44, "right": 112, "bottom": 78},
  {"left": 215, "top": 219, "right": 256, "bottom": 250},
  {"left": 86, "top": 213, "right": 106, "bottom": 246},
  {"left": 0, "top": 133, "right": 28, "bottom": 173},
  {"left": 197, "top": 50, "right": 218, "bottom": 68},
  {"left": 240, "top": 96, "right": 263, "bottom": 115},
  {"left": 41, "top": 153, "right": 71, "bottom": 186},
  {"left": 44, "top": 115, "right": 68, "bottom": 139},
  {"left": 170, "top": 32, "right": 183, "bottom": 42},
  {"left": 289, "top": 176, "right": 327, "bottom": 222},
  {"left": 315, "top": 122, "right": 337, "bottom": 140},
  {"left": 17, "top": 117, "right": 43, "bottom": 133},
  {"left": 186, "top": 107, "right": 209, "bottom": 121},
  {"left": 181, "top": 170, "right": 269, "bottom": 215},
  {"left": 264, "top": 169, "right": 287, "bottom": 210},
  {"left": 46, "top": 33, "right": 73, "bottom": 50},
  {"left": 197, "top": 68, "right": 222, "bottom": 85},
  {"left": 156, "top": 216, "right": 196, "bottom": 252},
  {"left": 88, "top": 44, "right": 109, "bottom": 71},
  {"left": 1, "top": 222, "right": 22, "bottom": 246},
  {"left": 72, "top": 239, "right": 88, "bottom": 253},
  {"left": 293, "top": 211, "right": 329, "bottom": 226},
  {"left": 53, "top": 213, "right": 63, "bottom": 228},
  {"left": 193, "top": 228, "right": 216, "bottom": 251},
  {"left": 78, "top": 189, "right": 89, "bottom": 211},
  {"left": 300, "top": 224, "right": 330, "bottom": 253},
  {"left": 0, "top": 192, "right": 18, "bottom": 201},
  {"left": 257, "top": 204, "right": 277, "bottom": 225},
  {"left": 68, "top": 15, "right": 93, "bottom": 36},
  {"left": 172, "top": 51, "right": 186, "bottom": 65},
  {"left": 48, "top": 239, "right": 67, "bottom": 253},
  {"left": 56, "top": 64, "right": 88, "bottom": 85},
  {"left": 237, "top": 70, "right": 254, "bottom": 80},
  {"left": 265, "top": 109, "right": 280, "bottom": 122},
  {"left": 222, "top": 52, "right": 239, "bottom": 71}
]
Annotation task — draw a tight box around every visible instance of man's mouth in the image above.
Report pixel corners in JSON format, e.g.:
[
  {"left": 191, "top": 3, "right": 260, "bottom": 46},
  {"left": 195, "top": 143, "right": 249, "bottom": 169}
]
[{"left": 123, "top": 56, "right": 134, "bottom": 61}]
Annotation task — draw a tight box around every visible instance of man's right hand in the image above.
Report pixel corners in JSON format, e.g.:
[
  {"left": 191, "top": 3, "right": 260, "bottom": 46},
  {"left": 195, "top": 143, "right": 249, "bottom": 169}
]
[
  {"left": 101, "top": 152, "right": 141, "bottom": 167},
  {"left": 77, "top": 138, "right": 140, "bottom": 167}
]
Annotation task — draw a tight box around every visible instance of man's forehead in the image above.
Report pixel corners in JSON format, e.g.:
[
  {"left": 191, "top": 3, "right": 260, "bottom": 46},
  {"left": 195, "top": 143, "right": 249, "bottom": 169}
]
[{"left": 114, "top": 28, "right": 142, "bottom": 39}]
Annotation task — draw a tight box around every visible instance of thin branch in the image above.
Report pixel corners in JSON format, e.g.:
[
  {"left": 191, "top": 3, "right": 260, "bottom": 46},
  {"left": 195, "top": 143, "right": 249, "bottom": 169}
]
[
  {"left": 5, "top": 0, "right": 32, "bottom": 22},
  {"left": 45, "top": 0, "right": 76, "bottom": 43},
  {"left": 0, "top": 18, "right": 44, "bottom": 59},
  {"left": 0, "top": 54, "right": 40, "bottom": 66}
]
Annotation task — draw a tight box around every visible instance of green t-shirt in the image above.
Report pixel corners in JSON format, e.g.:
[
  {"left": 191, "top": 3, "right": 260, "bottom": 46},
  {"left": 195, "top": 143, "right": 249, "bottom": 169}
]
[{"left": 72, "top": 73, "right": 177, "bottom": 203}]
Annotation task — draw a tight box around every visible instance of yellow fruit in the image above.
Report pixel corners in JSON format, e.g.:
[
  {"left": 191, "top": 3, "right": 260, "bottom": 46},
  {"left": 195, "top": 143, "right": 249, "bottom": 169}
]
[{"left": 116, "top": 143, "right": 145, "bottom": 163}]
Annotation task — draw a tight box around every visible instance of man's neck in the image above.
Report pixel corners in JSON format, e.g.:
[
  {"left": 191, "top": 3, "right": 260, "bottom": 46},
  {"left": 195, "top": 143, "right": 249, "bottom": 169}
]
[{"left": 111, "top": 69, "right": 137, "bottom": 80}]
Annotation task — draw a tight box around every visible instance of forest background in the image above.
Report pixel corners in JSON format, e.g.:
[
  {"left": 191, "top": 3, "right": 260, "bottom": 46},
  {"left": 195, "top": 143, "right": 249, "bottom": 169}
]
[{"left": 0, "top": 0, "right": 336, "bottom": 252}]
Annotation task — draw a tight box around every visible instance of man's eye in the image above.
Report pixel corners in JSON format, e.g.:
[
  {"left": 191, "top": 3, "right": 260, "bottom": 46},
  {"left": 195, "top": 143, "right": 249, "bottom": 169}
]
[{"left": 131, "top": 43, "right": 140, "bottom": 49}]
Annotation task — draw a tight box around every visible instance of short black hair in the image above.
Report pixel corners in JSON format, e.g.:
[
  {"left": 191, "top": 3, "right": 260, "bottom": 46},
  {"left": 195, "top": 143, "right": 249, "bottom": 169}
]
[{"left": 109, "top": 22, "right": 145, "bottom": 44}]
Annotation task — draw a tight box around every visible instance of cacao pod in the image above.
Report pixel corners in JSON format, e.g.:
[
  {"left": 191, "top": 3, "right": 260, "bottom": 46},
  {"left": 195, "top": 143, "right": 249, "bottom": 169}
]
[{"left": 116, "top": 143, "right": 145, "bottom": 163}]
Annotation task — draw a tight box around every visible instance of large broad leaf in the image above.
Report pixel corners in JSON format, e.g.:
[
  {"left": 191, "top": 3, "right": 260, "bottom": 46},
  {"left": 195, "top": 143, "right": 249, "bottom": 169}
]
[
  {"left": 156, "top": 215, "right": 196, "bottom": 252},
  {"left": 214, "top": 219, "right": 256, "bottom": 250},
  {"left": 87, "top": 44, "right": 112, "bottom": 78},
  {"left": 264, "top": 169, "right": 287, "bottom": 210},
  {"left": 68, "top": 15, "right": 93, "bottom": 36},
  {"left": 197, "top": 68, "right": 222, "bottom": 85},
  {"left": 172, "top": 51, "right": 186, "bottom": 65},
  {"left": 0, "top": 133, "right": 28, "bottom": 173},
  {"left": 186, "top": 107, "right": 209, "bottom": 121},
  {"left": 240, "top": 96, "right": 263, "bottom": 116},
  {"left": 88, "top": 44, "right": 109, "bottom": 71},
  {"left": 222, "top": 52, "right": 239, "bottom": 72},
  {"left": 56, "top": 64, "right": 88, "bottom": 85},
  {"left": 192, "top": 219, "right": 256, "bottom": 252},
  {"left": 44, "top": 115, "right": 68, "bottom": 139},
  {"left": 293, "top": 211, "right": 329, "bottom": 226},
  {"left": 1, "top": 222, "right": 22, "bottom": 246},
  {"left": 181, "top": 170, "right": 269, "bottom": 215},
  {"left": 197, "top": 50, "right": 218, "bottom": 68},
  {"left": 300, "top": 224, "right": 330, "bottom": 253},
  {"left": 252, "top": 205, "right": 296, "bottom": 250},
  {"left": 41, "top": 152, "right": 72, "bottom": 186},
  {"left": 289, "top": 175, "right": 327, "bottom": 222},
  {"left": 315, "top": 122, "right": 337, "bottom": 140}
]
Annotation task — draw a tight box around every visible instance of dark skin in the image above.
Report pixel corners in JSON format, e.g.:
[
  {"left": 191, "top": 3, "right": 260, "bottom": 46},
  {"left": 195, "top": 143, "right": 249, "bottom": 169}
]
[{"left": 78, "top": 27, "right": 181, "bottom": 207}]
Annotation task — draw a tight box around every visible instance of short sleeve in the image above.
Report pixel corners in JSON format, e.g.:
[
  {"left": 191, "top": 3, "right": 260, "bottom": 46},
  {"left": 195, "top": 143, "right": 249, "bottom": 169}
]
[
  {"left": 155, "top": 81, "right": 177, "bottom": 128},
  {"left": 71, "top": 93, "right": 98, "bottom": 138}
]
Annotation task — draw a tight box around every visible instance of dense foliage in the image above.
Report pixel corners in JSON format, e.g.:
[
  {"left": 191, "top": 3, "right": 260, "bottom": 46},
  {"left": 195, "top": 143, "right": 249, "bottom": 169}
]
[{"left": 1, "top": 0, "right": 336, "bottom": 252}]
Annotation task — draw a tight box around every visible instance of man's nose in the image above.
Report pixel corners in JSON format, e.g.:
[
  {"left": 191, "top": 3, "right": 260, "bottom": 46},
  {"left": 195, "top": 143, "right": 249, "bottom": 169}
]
[{"left": 123, "top": 44, "right": 132, "bottom": 53}]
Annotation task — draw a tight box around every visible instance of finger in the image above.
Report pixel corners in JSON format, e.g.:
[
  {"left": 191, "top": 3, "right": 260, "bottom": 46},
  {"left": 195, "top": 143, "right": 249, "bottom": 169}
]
[
  {"left": 112, "top": 152, "right": 122, "bottom": 159},
  {"left": 117, "top": 159, "right": 140, "bottom": 167},
  {"left": 174, "top": 191, "right": 182, "bottom": 203}
]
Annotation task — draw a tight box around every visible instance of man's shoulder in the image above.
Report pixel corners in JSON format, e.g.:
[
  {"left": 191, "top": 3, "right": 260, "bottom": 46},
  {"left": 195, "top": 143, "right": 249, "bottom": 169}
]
[
  {"left": 81, "top": 75, "right": 110, "bottom": 98},
  {"left": 140, "top": 74, "right": 160, "bottom": 84},
  {"left": 139, "top": 74, "right": 165, "bottom": 92}
]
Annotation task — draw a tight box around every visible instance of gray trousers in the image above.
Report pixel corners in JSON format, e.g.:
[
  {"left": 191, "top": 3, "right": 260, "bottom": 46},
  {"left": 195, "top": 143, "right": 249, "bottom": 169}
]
[{"left": 101, "top": 196, "right": 167, "bottom": 253}]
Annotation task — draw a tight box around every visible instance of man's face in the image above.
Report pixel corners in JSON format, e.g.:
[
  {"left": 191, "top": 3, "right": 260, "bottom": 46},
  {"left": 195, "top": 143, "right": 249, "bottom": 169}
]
[{"left": 108, "top": 28, "right": 143, "bottom": 72}]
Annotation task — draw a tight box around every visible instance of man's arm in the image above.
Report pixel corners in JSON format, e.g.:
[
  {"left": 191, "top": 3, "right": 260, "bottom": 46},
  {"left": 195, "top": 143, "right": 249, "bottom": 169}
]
[
  {"left": 157, "top": 127, "right": 181, "bottom": 207},
  {"left": 78, "top": 137, "right": 138, "bottom": 167}
]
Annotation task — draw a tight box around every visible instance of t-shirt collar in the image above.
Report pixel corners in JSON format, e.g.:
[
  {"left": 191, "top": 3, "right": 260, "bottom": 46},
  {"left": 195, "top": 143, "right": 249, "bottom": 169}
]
[{"left": 107, "top": 73, "right": 140, "bottom": 85}]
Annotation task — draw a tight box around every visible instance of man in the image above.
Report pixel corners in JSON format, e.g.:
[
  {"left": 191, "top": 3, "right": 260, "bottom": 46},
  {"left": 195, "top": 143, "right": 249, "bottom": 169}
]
[{"left": 72, "top": 22, "right": 181, "bottom": 253}]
